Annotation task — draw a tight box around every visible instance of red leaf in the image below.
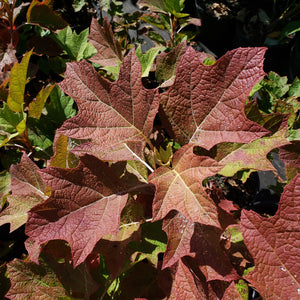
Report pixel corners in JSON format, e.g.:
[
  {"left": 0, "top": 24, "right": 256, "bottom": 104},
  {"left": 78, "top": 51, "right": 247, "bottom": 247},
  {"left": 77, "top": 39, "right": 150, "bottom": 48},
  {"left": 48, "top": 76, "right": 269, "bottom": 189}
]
[
  {"left": 25, "top": 155, "right": 128, "bottom": 267},
  {"left": 6, "top": 256, "right": 99, "bottom": 299},
  {"left": 169, "top": 259, "right": 206, "bottom": 299},
  {"left": 88, "top": 17, "right": 123, "bottom": 67},
  {"left": 162, "top": 212, "right": 239, "bottom": 281},
  {"left": 9, "top": 153, "right": 46, "bottom": 197},
  {"left": 241, "top": 174, "right": 300, "bottom": 299},
  {"left": 149, "top": 145, "right": 223, "bottom": 226},
  {"left": 93, "top": 223, "right": 141, "bottom": 278},
  {"left": 222, "top": 282, "right": 243, "bottom": 300},
  {"left": 0, "top": 154, "right": 47, "bottom": 232},
  {"left": 58, "top": 50, "right": 159, "bottom": 161},
  {"left": 160, "top": 47, "right": 269, "bottom": 149}
]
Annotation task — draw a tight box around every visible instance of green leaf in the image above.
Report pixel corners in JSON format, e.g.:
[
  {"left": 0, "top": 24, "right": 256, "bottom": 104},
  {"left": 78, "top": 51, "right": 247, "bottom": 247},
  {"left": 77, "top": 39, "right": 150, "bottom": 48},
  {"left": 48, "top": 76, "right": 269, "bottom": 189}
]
[
  {"left": 28, "top": 85, "right": 55, "bottom": 119},
  {"left": 136, "top": 45, "right": 165, "bottom": 77},
  {"left": 128, "top": 221, "right": 167, "bottom": 266},
  {"left": 0, "top": 171, "right": 10, "bottom": 210},
  {"left": 219, "top": 127, "right": 290, "bottom": 180},
  {"left": 281, "top": 20, "right": 300, "bottom": 39},
  {"left": 235, "top": 279, "right": 249, "bottom": 300},
  {"left": 27, "top": 117, "right": 55, "bottom": 159},
  {"left": 45, "top": 85, "right": 76, "bottom": 127},
  {"left": 53, "top": 26, "right": 97, "bottom": 61},
  {"left": 0, "top": 103, "right": 27, "bottom": 147},
  {"left": 0, "top": 195, "right": 44, "bottom": 232},
  {"left": 72, "top": 0, "right": 86, "bottom": 12},
  {"left": 26, "top": 0, "right": 68, "bottom": 31},
  {"left": 138, "top": 0, "right": 186, "bottom": 16},
  {"left": 49, "top": 134, "right": 80, "bottom": 169},
  {"left": 289, "top": 77, "right": 300, "bottom": 98},
  {"left": 288, "top": 128, "right": 300, "bottom": 141},
  {"left": 7, "top": 50, "right": 33, "bottom": 113}
]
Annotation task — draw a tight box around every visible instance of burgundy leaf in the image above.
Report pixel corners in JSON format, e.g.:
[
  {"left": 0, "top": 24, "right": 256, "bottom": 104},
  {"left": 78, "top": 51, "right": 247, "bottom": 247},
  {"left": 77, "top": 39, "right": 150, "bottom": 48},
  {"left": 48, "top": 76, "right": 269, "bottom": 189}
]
[
  {"left": 162, "top": 212, "right": 239, "bottom": 281},
  {"left": 6, "top": 256, "right": 99, "bottom": 299},
  {"left": 0, "top": 154, "right": 47, "bottom": 232},
  {"left": 58, "top": 50, "right": 159, "bottom": 161},
  {"left": 169, "top": 259, "right": 206, "bottom": 299},
  {"left": 9, "top": 153, "right": 46, "bottom": 197},
  {"left": 241, "top": 174, "right": 300, "bottom": 299},
  {"left": 160, "top": 47, "right": 269, "bottom": 149},
  {"left": 279, "top": 141, "right": 300, "bottom": 181},
  {"left": 162, "top": 212, "right": 195, "bottom": 269},
  {"left": 222, "top": 282, "right": 243, "bottom": 300},
  {"left": 25, "top": 155, "right": 128, "bottom": 267},
  {"left": 93, "top": 223, "right": 141, "bottom": 278},
  {"left": 88, "top": 17, "right": 123, "bottom": 67},
  {"left": 149, "top": 145, "right": 223, "bottom": 226}
]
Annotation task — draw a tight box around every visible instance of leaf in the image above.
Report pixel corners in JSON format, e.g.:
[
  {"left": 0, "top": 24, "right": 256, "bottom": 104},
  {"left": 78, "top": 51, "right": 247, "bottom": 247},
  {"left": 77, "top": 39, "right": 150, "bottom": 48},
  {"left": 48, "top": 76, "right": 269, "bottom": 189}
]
[
  {"left": 0, "top": 153, "right": 47, "bottom": 232},
  {"left": 6, "top": 255, "right": 99, "bottom": 299},
  {"left": 162, "top": 212, "right": 239, "bottom": 281},
  {"left": 58, "top": 50, "right": 159, "bottom": 161},
  {"left": 25, "top": 155, "right": 129, "bottom": 267},
  {"left": 26, "top": 0, "right": 68, "bottom": 31},
  {"left": 0, "top": 195, "right": 43, "bottom": 233},
  {"left": 53, "top": 26, "right": 97, "bottom": 61},
  {"left": 149, "top": 145, "right": 223, "bottom": 226},
  {"left": 155, "top": 41, "right": 187, "bottom": 85},
  {"left": 93, "top": 223, "right": 141, "bottom": 278},
  {"left": 73, "top": 0, "right": 86, "bottom": 12},
  {"left": 27, "top": 117, "right": 56, "bottom": 159},
  {"left": 129, "top": 221, "right": 167, "bottom": 266},
  {"left": 49, "top": 134, "right": 79, "bottom": 168},
  {"left": 0, "top": 44, "right": 17, "bottom": 82},
  {"left": 218, "top": 125, "right": 290, "bottom": 179},
  {"left": 28, "top": 85, "right": 54, "bottom": 119},
  {"left": 136, "top": 45, "right": 165, "bottom": 77},
  {"left": 137, "top": 0, "right": 187, "bottom": 17},
  {"left": 168, "top": 259, "right": 206, "bottom": 299},
  {"left": 279, "top": 141, "right": 300, "bottom": 181},
  {"left": 160, "top": 47, "right": 269, "bottom": 149},
  {"left": 45, "top": 85, "right": 76, "bottom": 127},
  {"left": 222, "top": 282, "right": 243, "bottom": 300},
  {"left": 240, "top": 174, "right": 300, "bottom": 299},
  {"left": 88, "top": 17, "right": 123, "bottom": 67},
  {"left": 0, "top": 170, "right": 10, "bottom": 209},
  {"left": 7, "top": 50, "right": 33, "bottom": 113},
  {"left": 0, "top": 103, "right": 27, "bottom": 147}
]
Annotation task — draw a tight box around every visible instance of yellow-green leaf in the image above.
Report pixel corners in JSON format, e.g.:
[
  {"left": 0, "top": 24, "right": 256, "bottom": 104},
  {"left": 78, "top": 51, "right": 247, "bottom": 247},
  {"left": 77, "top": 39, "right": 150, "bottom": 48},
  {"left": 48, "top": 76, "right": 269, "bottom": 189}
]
[
  {"left": 7, "top": 50, "right": 33, "bottom": 112},
  {"left": 28, "top": 85, "right": 54, "bottom": 119}
]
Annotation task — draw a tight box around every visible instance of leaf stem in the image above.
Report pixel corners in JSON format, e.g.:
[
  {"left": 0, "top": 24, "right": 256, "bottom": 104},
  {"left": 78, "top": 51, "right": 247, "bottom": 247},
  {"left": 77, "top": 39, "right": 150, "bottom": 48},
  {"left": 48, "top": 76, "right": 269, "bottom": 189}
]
[{"left": 124, "top": 143, "right": 154, "bottom": 172}]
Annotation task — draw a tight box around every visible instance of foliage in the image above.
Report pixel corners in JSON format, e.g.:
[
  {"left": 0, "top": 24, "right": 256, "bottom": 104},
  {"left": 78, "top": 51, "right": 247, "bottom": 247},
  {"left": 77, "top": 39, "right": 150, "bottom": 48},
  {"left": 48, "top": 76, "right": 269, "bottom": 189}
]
[{"left": 0, "top": 0, "right": 300, "bottom": 299}]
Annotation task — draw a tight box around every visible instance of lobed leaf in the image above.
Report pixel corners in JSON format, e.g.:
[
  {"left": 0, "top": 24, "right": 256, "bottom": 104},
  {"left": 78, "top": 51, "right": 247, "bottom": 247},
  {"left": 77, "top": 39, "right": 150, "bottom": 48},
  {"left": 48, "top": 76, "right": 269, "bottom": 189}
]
[
  {"left": 240, "top": 174, "right": 300, "bottom": 299},
  {"left": 0, "top": 154, "right": 47, "bottom": 232},
  {"left": 6, "top": 256, "right": 99, "bottom": 299},
  {"left": 25, "top": 155, "right": 129, "bottom": 267},
  {"left": 160, "top": 46, "right": 269, "bottom": 149},
  {"left": 88, "top": 17, "right": 123, "bottom": 67},
  {"left": 58, "top": 50, "right": 159, "bottom": 161},
  {"left": 149, "top": 145, "right": 223, "bottom": 226},
  {"left": 219, "top": 125, "right": 290, "bottom": 178},
  {"left": 53, "top": 26, "right": 97, "bottom": 61}
]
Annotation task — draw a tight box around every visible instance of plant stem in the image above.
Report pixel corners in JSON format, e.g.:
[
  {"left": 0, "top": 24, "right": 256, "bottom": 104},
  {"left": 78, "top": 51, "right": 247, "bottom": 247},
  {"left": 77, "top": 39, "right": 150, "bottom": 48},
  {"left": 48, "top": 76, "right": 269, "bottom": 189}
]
[{"left": 124, "top": 143, "right": 154, "bottom": 172}]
